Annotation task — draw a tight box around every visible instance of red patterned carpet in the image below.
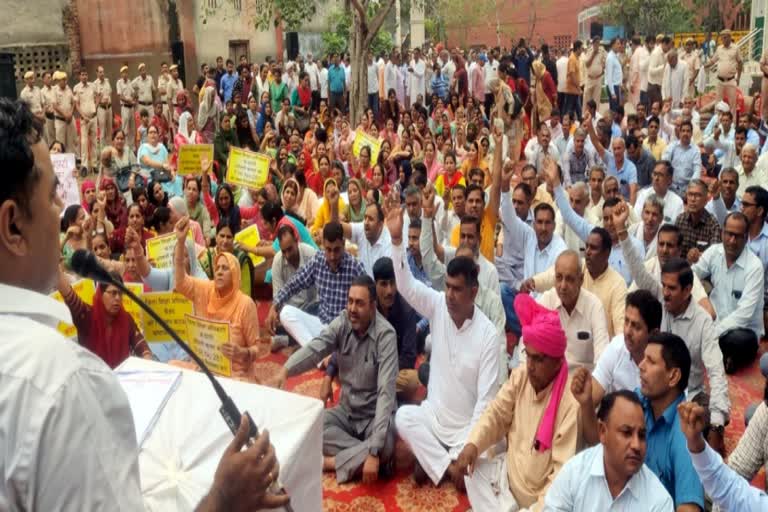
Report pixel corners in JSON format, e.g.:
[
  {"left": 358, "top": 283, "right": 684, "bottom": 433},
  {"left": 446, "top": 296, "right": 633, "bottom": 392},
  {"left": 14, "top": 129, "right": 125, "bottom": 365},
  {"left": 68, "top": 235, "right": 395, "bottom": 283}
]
[{"left": 252, "top": 301, "right": 765, "bottom": 510}]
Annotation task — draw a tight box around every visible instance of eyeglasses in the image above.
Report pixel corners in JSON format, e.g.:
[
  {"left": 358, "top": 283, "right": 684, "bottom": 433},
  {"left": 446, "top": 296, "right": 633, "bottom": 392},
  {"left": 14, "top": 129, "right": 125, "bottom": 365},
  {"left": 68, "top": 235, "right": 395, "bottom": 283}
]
[{"left": 741, "top": 201, "right": 757, "bottom": 209}]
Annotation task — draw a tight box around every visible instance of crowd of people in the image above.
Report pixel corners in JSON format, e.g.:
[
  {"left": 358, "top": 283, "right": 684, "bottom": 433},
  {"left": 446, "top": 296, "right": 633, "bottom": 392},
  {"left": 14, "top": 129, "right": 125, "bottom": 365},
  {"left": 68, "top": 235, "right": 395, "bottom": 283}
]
[{"left": 6, "top": 26, "right": 768, "bottom": 510}]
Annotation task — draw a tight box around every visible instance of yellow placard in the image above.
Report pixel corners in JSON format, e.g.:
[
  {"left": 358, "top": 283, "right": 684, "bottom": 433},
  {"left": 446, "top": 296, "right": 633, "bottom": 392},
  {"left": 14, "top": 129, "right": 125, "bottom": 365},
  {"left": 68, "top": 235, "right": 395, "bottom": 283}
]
[
  {"left": 352, "top": 129, "right": 381, "bottom": 167},
  {"left": 185, "top": 314, "right": 232, "bottom": 377},
  {"left": 225, "top": 147, "right": 270, "bottom": 190},
  {"left": 50, "top": 279, "right": 97, "bottom": 338},
  {"left": 177, "top": 144, "right": 214, "bottom": 176},
  {"left": 122, "top": 282, "right": 145, "bottom": 329},
  {"left": 146, "top": 232, "right": 191, "bottom": 269},
  {"left": 233, "top": 224, "right": 266, "bottom": 267},
  {"left": 141, "top": 292, "right": 194, "bottom": 343}
]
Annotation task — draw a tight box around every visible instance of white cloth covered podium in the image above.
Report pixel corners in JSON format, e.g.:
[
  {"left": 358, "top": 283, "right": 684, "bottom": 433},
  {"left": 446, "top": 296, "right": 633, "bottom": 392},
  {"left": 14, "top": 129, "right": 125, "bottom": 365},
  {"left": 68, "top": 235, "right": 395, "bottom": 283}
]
[{"left": 117, "top": 357, "right": 323, "bottom": 511}]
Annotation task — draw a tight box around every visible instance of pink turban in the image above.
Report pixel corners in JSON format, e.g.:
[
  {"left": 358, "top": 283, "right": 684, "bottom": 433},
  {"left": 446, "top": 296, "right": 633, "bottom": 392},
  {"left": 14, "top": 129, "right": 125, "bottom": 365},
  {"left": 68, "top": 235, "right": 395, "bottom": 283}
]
[{"left": 514, "top": 293, "right": 568, "bottom": 452}]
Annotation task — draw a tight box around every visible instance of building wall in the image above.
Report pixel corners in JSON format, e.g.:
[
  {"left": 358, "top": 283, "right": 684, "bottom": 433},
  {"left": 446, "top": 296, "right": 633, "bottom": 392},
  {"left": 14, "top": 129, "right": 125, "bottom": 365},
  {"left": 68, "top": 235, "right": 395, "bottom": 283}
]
[{"left": 0, "top": 0, "right": 67, "bottom": 47}]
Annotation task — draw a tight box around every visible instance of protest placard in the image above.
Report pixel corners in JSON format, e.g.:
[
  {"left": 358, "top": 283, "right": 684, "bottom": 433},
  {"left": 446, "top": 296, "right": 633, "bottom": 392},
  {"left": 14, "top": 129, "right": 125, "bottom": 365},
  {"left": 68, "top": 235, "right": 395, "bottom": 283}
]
[
  {"left": 225, "top": 147, "right": 270, "bottom": 190},
  {"left": 146, "top": 232, "right": 191, "bottom": 269},
  {"left": 122, "top": 282, "right": 145, "bottom": 328},
  {"left": 176, "top": 144, "right": 214, "bottom": 176},
  {"left": 233, "top": 224, "right": 265, "bottom": 267},
  {"left": 141, "top": 292, "right": 194, "bottom": 343},
  {"left": 185, "top": 315, "right": 232, "bottom": 377},
  {"left": 50, "top": 279, "right": 97, "bottom": 338},
  {"left": 352, "top": 130, "right": 382, "bottom": 166},
  {"left": 50, "top": 153, "right": 80, "bottom": 209}
]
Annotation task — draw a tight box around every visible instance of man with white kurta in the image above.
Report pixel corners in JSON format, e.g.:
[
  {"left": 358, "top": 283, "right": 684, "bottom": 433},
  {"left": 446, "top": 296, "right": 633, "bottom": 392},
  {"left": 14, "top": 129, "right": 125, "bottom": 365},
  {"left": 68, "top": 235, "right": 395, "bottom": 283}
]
[
  {"left": 388, "top": 197, "right": 500, "bottom": 490},
  {"left": 455, "top": 293, "right": 579, "bottom": 511},
  {"left": 661, "top": 50, "right": 689, "bottom": 109},
  {"left": 408, "top": 48, "right": 426, "bottom": 109}
]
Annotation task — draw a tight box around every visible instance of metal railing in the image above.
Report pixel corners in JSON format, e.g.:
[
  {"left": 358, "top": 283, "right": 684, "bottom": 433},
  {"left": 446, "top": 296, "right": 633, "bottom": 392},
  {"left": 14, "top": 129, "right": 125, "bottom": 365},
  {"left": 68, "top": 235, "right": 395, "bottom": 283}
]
[{"left": 705, "top": 27, "right": 763, "bottom": 89}]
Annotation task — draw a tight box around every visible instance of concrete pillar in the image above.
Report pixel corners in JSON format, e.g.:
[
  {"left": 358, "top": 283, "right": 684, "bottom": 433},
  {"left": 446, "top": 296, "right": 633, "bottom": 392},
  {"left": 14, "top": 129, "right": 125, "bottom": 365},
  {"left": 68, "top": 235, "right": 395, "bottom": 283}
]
[
  {"left": 410, "top": 1, "right": 424, "bottom": 49},
  {"left": 395, "top": 0, "right": 401, "bottom": 50}
]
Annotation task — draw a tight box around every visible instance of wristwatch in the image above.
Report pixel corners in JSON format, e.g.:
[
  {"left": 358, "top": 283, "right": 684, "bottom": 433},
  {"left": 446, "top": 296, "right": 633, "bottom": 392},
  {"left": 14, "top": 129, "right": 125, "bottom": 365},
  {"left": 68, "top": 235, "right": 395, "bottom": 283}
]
[
  {"left": 711, "top": 424, "right": 725, "bottom": 436},
  {"left": 369, "top": 447, "right": 380, "bottom": 457}
]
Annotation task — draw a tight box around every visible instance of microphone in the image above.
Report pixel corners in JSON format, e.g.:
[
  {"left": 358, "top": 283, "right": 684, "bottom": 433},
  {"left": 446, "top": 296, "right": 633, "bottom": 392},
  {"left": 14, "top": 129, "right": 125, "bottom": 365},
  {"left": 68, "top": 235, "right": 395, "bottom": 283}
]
[{"left": 71, "top": 249, "right": 293, "bottom": 509}]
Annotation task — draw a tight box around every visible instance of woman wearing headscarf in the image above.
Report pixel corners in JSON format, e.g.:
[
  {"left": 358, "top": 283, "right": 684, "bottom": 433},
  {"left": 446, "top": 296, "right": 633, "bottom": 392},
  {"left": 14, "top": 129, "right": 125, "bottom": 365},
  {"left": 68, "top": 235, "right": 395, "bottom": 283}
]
[
  {"left": 80, "top": 179, "right": 96, "bottom": 213},
  {"left": 198, "top": 219, "right": 254, "bottom": 298},
  {"left": 291, "top": 171, "right": 319, "bottom": 226},
  {"left": 101, "top": 177, "right": 128, "bottom": 231},
  {"left": 198, "top": 71, "right": 221, "bottom": 143},
  {"left": 457, "top": 293, "right": 578, "bottom": 511},
  {"left": 530, "top": 60, "right": 556, "bottom": 128},
  {"left": 173, "top": 89, "right": 190, "bottom": 124},
  {"left": 172, "top": 111, "right": 204, "bottom": 169},
  {"left": 311, "top": 178, "right": 347, "bottom": 234},
  {"left": 345, "top": 178, "right": 367, "bottom": 223},
  {"left": 109, "top": 203, "right": 154, "bottom": 255},
  {"left": 173, "top": 217, "right": 263, "bottom": 381},
  {"left": 490, "top": 76, "right": 525, "bottom": 164},
  {"left": 213, "top": 114, "right": 239, "bottom": 181},
  {"left": 57, "top": 270, "right": 153, "bottom": 369},
  {"left": 183, "top": 175, "right": 213, "bottom": 241}
]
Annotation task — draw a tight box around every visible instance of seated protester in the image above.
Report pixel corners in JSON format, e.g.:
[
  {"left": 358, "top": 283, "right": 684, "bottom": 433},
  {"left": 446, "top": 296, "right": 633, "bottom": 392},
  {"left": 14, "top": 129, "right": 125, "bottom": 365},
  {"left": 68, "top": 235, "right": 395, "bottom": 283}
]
[
  {"left": 520, "top": 164, "right": 556, "bottom": 211},
  {"left": 434, "top": 152, "right": 465, "bottom": 206},
  {"left": 269, "top": 276, "right": 398, "bottom": 484},
  {"left": 674, "top": 179, "right": 721, "bottom": 263},
  {"left": 109, "top": 203, "right": 153, "bottom": 255},
  {"left": 56, "top": 270, "right": 153, "bottom": 369},
  {"left": 183, "top": 175, "right": 213, "bottom": 241},
  {"left": 693, "top": 212, "right": 764, "bottom": 374},
  {"left": 198, "top": 220, "right": 254, "bottom": 297},
  {"left": 132, "top": 187, "right": 154, "bottom": 227},
  {"left": 137, "top": 125, "right": 171, "bottom": 184},
  {"left": 560, "top": 127, "right": 600, "bottom": 186},
  {"left": 622, "top": 221, "right": 715, "bottom": 317},
  {"left": 322, "top": 257, "right": 421, "bottom": 405},
  {"left": 98, "top": 129, "right": 140, "bottom": 199},
  {"left": 172, "top": 216, "right": 263, "bottom": 381},
  {"left": 456, "top": 293, "right": 579, "bottom": 510},
  {"left": 554, "top": 182, "right": 589, "bottom": 255},
  {"left": 171, "top": 112, "right": 205, "bottom": 170},
  {"left": 542, "top": 158, "right": 645, "bottom": 285},
  {"left": 239, "top": 200, "right": 318, "bottom": 261},
  {"left": 629, "top": 193, "right": 664, "bottom": 261},
  {"left": 312, "top": 178, "right": 347, "bottom": 234},
  {"left": 575, "top": 332, "right": 705, "bottom": 510},
  {"left": 149, "top": 101, "right": 169, "bottom": 146},
  {"left": 678, "top": 402, "right": 768, "bottom": 511},
  {"left": 525, "top": 227, "right": 627, "bottom": 340},
  {"left": 122, "top": 248, "right": 149, "bottom": 291},
  {"left": 524, "top": 121, "right": 561, "bottom": 172},
  {"left": 536, "top": 250, "right": 610, "bottom": 372},
  {"left": 168, "top": 196, "right": 206, "bottom": 246},
  {"left": 448, "top": 131, "right": 503, "bottom": 262},
  {"left": 213, "top": 114, "right": 239, "bottom": 175},
  {"left": 662, "top": 120, "right": 702, "bottom": 196},
  {"left": 387, "top": 202, "right": 500, "bottom": 490},
  {"left": 290, "top": 171, "right": 320, "bottom": 227},
  {"left": 634, "top": 160, "right": 684, "bottom": 225},
  {"left": 706, "top": 168, "right": 741, "bottom": 226},
  {"left": 405, "top": 218, "right": 437, "bottom": 289},
  {"left": 722, "top": 397, "right": 768, "bottom": 492},
  {"left": 345, "top": 178, "right": 367, "bottom": 222},
  {"left": 644, "top": 115, "right": 667, "bottom": 160},
  {"left": 544, "top": 391, "right": 674, "bottom": 510},
  {"left": 266, "top": 222, "right": 366, "bottom": 347},
  {"left": 495, "top": 182, "right": 532, "bottom": 321},
  {"left": 740, "top": 186, "right": 768, "bottom": 334},
  {"left": 626, "top": 134, "right": 656, "bottom": 190},
  {"left": 583, "top": 110, "right": 638, "bottom": 204},
  {"left": 101, "top": 177, "right": 128, "bottom": 232},
  {"left": 588, "top": 175, "right": 640, "bottom": 228},
  {"left": 592, "top": 290, "right": 662, "bottom": 404},
  {"left": 214, "top": 184, "right": 241, "bottom": 231}
]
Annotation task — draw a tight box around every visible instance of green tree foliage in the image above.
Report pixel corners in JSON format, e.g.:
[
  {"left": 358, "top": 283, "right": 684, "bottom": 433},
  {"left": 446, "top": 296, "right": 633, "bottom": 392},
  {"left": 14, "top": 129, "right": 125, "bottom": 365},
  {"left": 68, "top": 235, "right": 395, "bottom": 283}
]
[{"left": 600, "top": 0, "right": 695, "bottom": 35}]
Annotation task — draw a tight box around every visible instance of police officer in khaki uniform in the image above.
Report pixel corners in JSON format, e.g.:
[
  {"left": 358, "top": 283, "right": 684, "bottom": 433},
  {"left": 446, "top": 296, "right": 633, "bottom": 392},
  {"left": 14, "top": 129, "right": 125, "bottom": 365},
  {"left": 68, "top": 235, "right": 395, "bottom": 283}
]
[
  {"left": 679, "top": 38, "right": 701, "bottom": 99},
  {"left": 167, "top": 64, "right": 184, "bottom": 124},
  {"left": 73, "top": 69, "right": 98, "bottom": 174},
  {"left": 94, "top": 65, "right": 113, "bottom": 154},
  {"left": 52, "top": 71, "right": 77, "bottom": 155},
  {"left": 704, "top": 29, "right": 743, "bottom": 117},
  {"left": 132, "top": 63, "right": 156, "bottom": 119},
  {"left": 40, "top": 71, "right": 57, "bottom": 145},
  {"left": 116, "top": 65, "right": 136, "bottom": 151},
  {"left": 157, "top": 62, "right": 172, "bottom": 127},
  {"left": 19, "top": 71, "right": 44, "bottom": 122},
  {"left": 582, "top": 36, "right": 607, "bottom": 107}
]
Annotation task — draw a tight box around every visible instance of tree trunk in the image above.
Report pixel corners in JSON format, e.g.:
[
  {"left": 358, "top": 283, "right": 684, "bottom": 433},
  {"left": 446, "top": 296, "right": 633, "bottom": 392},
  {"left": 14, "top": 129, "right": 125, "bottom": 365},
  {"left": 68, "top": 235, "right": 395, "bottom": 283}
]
[{"left": 349, "top": 12, "right": 369, "bottom": 127}]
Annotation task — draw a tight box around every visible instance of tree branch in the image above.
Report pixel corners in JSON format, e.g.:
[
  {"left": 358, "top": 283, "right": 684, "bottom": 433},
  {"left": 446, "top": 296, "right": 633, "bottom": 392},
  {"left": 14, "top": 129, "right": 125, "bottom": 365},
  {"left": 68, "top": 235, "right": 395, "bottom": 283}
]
[
  {"left": 349, "top": 0, "right": 368, "bottom": 23},
  {"left": 364, "top": 0, "right": 396, "bottom": 47}
]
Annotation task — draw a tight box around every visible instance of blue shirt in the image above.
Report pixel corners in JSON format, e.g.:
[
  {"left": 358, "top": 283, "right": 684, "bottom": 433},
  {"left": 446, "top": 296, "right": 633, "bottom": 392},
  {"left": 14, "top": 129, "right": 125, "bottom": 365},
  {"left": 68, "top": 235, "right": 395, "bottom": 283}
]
[
  {"left": 638, "top": 390, "right": 705, "bottom": 510},
  {"left": 328, "top": 65, "right": 346, "bottom": 94},
  {"left": 408, "top": 251, "right": 433, "bottom": 333},
  {"left": 602, "top": 151, "right": 638, "bottom": 200},
  {"left": 690, "top": 444, "right": 768, "bottom": 511},
  {"left": 430, "top": 75, "right": 449, "bottom": 101},
  {"left": 662, "top": 141, "right": 702, "bottom": 194},
  {"left": 604, "top": 50, "right": 623, "bottom": 88},
  {"left": 219, "top": 72, "right": 238, "bottom": 103}
]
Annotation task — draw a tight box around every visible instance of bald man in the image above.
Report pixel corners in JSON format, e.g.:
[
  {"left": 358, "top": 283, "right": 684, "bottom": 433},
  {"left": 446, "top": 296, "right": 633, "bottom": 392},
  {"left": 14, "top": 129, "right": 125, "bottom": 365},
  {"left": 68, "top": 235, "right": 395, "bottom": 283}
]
[{"left": 536, "top": 251, "right": 610, "bottom": 372}]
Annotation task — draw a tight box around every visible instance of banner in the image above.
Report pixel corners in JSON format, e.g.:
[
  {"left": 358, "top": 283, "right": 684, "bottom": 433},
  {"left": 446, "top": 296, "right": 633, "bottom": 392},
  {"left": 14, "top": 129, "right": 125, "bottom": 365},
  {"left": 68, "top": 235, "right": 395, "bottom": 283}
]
[
  {"left": 176, "top": 144, "right": 214, "bottom": 176},
  {"left": 233, "top": 224, "right": 265, "bottom": 267},
  {"left": 122, "top": 282, "right": 145, "bottom": 328},
  {"left": 352, "top": 130, "right": 381, "bottom": 166},
  {"left": 225, "top": 147, "right": 270, "bottom": 190},
  {"left": 185, "top": 315, "right": 232, "bottom": 377},
  {"left": 51, "top": 153, "right": 80, "bottom": 209},
  {"left": 141, "top": 292, "right": 194, "bottom": 343},
  {"left": 50, "top": 279, "right": 97, "bottom": 338},
  {"left": 146, "top": 232, "right": 190, "bottom": 269}
]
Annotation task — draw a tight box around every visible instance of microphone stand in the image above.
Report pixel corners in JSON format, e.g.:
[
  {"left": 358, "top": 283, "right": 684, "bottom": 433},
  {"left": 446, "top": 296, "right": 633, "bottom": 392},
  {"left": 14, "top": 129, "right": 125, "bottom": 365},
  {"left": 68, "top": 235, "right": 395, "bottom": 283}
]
[{"left": 107, "top": 277, "right": 293, "bottom": 510}]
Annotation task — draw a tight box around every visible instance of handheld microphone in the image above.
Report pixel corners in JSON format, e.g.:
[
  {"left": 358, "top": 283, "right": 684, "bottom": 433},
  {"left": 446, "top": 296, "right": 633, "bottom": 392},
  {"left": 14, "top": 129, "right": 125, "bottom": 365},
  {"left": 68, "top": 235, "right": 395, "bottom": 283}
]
[{"left": 71, "top": 249, "right": 293, "bottom": 509}]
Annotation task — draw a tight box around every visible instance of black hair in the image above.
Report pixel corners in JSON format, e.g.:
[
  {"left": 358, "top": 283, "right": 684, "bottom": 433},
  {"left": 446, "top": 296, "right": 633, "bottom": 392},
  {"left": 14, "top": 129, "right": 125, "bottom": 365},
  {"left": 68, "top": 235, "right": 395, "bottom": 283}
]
[
  {"left": 151, "top": 206, "right": 171, "bottom": 231},
  {"left": 61, "top": 204, "right": 82, "bottom": 232},
  {"left": 277, "top": 223, "right": 297, "bottom": 242},
  {"left": 514, "top": 182, "right": 533, "bottom": 201},
  {"left": 657, "top": 224, "right": 683, "bottom": 247},
  {"left": 446, "top": 256, "right": 479, "bottom": 288},
  {"left": 465, "top": 184, "right": 485, "bottom": 203},
  {"left": 323, "top": 221, "right": 345, "bottom": 243},
  {"left": 533, "top": 202, "right": 555, "bottom": 221},
  {"left": 460, "top": 214, "right": 481, "bottom": 234},
  {"left": 647, "top": 332, "right": 691, "bottom": 393},
  {"left": 603, "top": 196, "right": 621, "bottom": 209},
  {"left": 0, "top": 99, "right": 44, "bottom": 214},
  {"left": 590, "top": 227, "right": 612, "bottom": 252},
  {"left": 625, "top": 134, "right": 640, "bottom": 149},
  {"left": 366, "top": 201, "right": 385, "bottom": 222},
  {"left": 215, "top": 218, "right": 239, "bottom": 236},
  {"left": 626, "top": 289, "right": 662, "bottom": 331},
  {"left": 451, "top": 183, "right": 467, "bottom": 198},
  {"left": 412, "top": 171, "right": 428, "bottom": 188},
  {"left": 372, "top": 257, "right": 395, "bottom": 283},
  {"left": 408, "top": 218, "right": 421, "bottom": 231},
  {"left": 468, "top": 167, "right": 485, "bottom": 182},
  {"left": 660, "top": 257, "right": 694, "bottom": 289},
  {"left": 597, "top": 390, "right": 643, "bottom": 422},
  {"left": 745, "top": 185, "right": 768, "bottom": 220},
  {"left": 724, "top": 211, "right": 749, "bottom": 234},
  {"left": 261, "top": 201, "right": 285, "bottom": 225}
]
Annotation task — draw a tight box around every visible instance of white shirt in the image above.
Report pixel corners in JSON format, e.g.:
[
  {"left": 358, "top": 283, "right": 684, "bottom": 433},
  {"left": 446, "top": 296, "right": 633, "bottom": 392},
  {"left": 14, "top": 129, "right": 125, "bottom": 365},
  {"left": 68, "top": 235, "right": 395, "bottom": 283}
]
[
  {"left": 350, "top": 223, "right": 393, "bottom": 278},
  {"left": 604, "top": 50, "right": 623, "bottom": 89},
  {"left": 648, "top": 46, "right": 667, "bottom": 86},
  {"left": 638, "top": 46, "right": 651, "bottom": 90},
  {"left": 634, "top": 186, "right": 684, "bottom": 225},
  {"left": 545, "top": 444, "right": 674, "bottom": 511},
  {"left": 367, "top": 62, "right": 379, "bottom": 95},
  {"left": 305, "top": 61, "right": 320, "bottom": 91},
  {"left": 0, "top": 284, "right": 143, "bottom": 510},
  {"left": 441, "top": 59, "right": 456, "bottom": 86},
  {"left": 392, "top": 243, "right": 500, "bottom": 446},
  {"left": 319, "top": 67, "right": 329, "bottom": 98},
  {"left": 384, "top": 61, "right": 398, "bottom": 96},
  {"left": 483, "top": 59, "right": 499, "bottom": 93},
  {"left": 445, "top": 248, "right": 500, "bottom": 295},
  {"left": 593, "top": 335, "right": 641, "bottom": 394},
  {"left": 538, "top": 288, "right": 610, "bottom": 371},
  {"left": 409, "top": 58, "right": 426, "bottom": 99},
  {"left": 556, "top": 56, "right": 569, "bottom": 93}
]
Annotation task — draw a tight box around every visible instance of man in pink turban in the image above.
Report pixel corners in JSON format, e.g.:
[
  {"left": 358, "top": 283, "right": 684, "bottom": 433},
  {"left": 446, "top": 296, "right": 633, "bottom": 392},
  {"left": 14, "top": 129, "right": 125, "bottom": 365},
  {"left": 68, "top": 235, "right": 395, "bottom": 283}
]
[{"left": 455, "top": 293, "right": 580, "bottom": 511}]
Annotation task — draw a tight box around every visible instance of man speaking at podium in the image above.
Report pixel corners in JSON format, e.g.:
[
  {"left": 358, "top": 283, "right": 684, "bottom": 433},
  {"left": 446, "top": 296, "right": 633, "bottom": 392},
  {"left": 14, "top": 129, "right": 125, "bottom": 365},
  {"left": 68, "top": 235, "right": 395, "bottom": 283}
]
[{"left": 0, "top": 98, "right": 287, "bottom": 511}]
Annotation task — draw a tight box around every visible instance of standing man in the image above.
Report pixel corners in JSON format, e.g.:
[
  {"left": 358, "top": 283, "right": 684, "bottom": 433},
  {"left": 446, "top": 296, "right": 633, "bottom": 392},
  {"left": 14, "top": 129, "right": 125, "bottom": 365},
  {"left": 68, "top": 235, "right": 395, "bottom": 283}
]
[
  {"left": 367, "top": 52, "right": 380, "bottom": 119},
  {"left": 483, "top": 48, "right": 499, "bottom": 115},
  {"left": 167, "top": 64, "right": 184, "bottom": 125},
  {"left": 19, "top": 71, "right": 44, "bottom": 124},
  {"left": 680, "top": 38, "right": 701, "bottom": 100},
  {"left": 409, "top": 48, "right": 426, "bottom": 109},
  {"left": 40, "top": 71, "right": 56, "bottom": 145},
  {"left": 131, "top": 63, "right": 155, "bottom": 121},
  {"left": 583, "top": 36, "right": 607, "bottom": 109},
  {"left": 73, "top": 69, "right": 98, "bottom": 175},
  {"left": 305, "top": 53, "right": 321, "bottom": 111},
  {"left": 704, "top": 29, "right": 742, "bottom": 117},
  {"left": 328, "top": 54, "right": 346, "bottom": 114},
  {"left": 52, "top": 71, "right": 77, "bottom": 157},
  {"left": 156, "top": 62, "right": 172, "bottom": 128},
  {"left": 93, "top": 66, "right": 112, "bottom": 156},
  {"left": 661, "top": 50, "right": 689, "bottom": 109},
  {"left": 117, "top": 65, "right": 136, "bottom": 151},
  {"left": 628, "top": 36, "right": 644, "bottom": 108},
  {"left": 219, "top": 59, "right": 237, "bottom": 103},
  {"left": 604, "top": 38, "right": 624, "bottom": 114},
  {"left": 562, "top": 41, "right": 583, "bottom": 123},
  {"left": 647, "top": 36, "right": 670, "bottom": 108}
]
